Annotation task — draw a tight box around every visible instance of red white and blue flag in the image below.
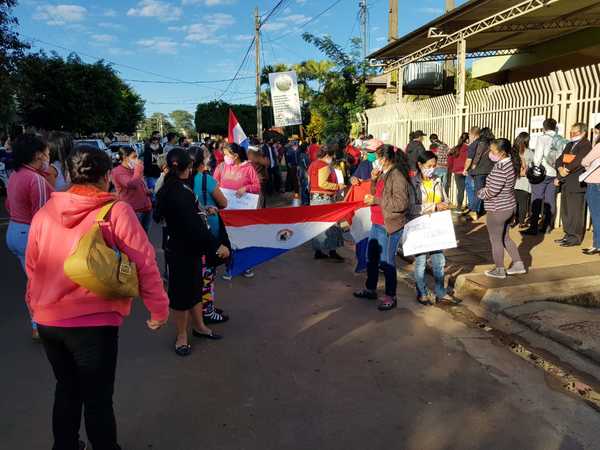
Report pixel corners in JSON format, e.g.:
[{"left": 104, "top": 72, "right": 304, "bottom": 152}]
[
  {"left": 221, "top": 202, "right": 363, "bottom": 276},
  {"left": 228, "top": 109, "right": 249, "bottom": 150}
]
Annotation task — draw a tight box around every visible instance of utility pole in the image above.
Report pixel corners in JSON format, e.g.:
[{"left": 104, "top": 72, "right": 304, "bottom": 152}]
[
  {"left": 445, "top": 0, "right": 455, "bottom": 13},
  {"left": 255, "top": 7, "right": 263, "bottom": 141},
  {"left": 388, "top": 0, "right": 397, "bottom": 43},
  {"left": 359, "top": 0, "right": 368, "bottom": 62},
  {"left": 444, "top": 0, "right": 456, "bottom": 91}
]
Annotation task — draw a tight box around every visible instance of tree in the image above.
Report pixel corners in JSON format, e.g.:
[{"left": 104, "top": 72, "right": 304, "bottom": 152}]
[
  {"left": 0, "top": 0, "right": 29, "bottom": 130},
  {"left": 301, "top": 34, "right": 374, "bottom": 139},
  {"left": 195, "top": 101, "right": 273, "bottom": 136},
  {"left": 139, "top": 113, "right": 175, "bottom": 140},
  {"left": 170, "top": 110, "right": 195, "bottom": 137},
  {"left": 14, "top": 52, "right": 144, "bottom": 134}
]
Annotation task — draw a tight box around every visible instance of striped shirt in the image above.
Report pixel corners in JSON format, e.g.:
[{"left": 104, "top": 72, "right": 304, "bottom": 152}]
[{"left": 477, "top": 158, "right": 517, "bottom": 212}]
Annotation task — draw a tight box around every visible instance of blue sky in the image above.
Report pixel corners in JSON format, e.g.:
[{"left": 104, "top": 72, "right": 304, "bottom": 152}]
[{"left": 14, "top": 0, "right": 467, "bottom": 116}]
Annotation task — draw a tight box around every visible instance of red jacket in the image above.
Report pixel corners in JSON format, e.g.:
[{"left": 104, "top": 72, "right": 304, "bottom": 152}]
[
  {"left": 308, "top": 144, "right": 321, "bottom": 162},
  {"left": 6, "top": 165, "right": 53, "bottom": 224},
  {"left": 448, "top": 144, "right": 468, "bottom": 174},
  {"left": 25, "top": 187, "right": 169, "bottom": 324}
]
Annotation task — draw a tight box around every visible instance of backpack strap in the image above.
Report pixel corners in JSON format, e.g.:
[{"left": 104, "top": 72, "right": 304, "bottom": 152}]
[
  {"left": 201, "top": 172, "right": 208, "bottom": 206},
  {"left": 95, "top": 201, "right": 117, "bottom": 222}
]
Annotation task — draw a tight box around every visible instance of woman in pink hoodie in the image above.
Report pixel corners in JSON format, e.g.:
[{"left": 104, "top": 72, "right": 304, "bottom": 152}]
[
  {"left": 214, "top": 142, "right": 260, "bottom": 279},
  {"left": 111, "top": 145, "right": 153, "bottom": 233},
  {"left": 26, "top": 145, "right": 169, "bottom": 450}
]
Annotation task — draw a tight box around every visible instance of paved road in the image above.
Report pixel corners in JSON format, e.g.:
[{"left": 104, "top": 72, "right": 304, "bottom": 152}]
[{"left": 1, "top": 225, "right": 600, "bottom": 450}]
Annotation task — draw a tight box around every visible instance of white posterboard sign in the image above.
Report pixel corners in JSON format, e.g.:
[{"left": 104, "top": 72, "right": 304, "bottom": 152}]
[
  {"left": 515, "top": 127, "right": 529, "bottom": 139},
  {"left": 269, "top": 71, "right": 302, "bottom": 127},
  {"left": 221, "top": 188, "right": 259, "bottom": 210},
  {"left": 530, "top": 115, "right": 545, "bottom": 130},
  {"left": 334, "top": 168, "right": 344, "bottom": 184},
  {"left": 402, "top": 210, "right": 457, "bottom": 257},
  {"left": 580, "top": 158, "right": 600, "bottom": 183}
]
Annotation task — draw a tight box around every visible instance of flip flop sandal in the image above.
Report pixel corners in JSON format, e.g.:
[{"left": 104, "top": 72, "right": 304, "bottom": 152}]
[{"left": 174, "top": 342, "right": 191, "bottom": 357}]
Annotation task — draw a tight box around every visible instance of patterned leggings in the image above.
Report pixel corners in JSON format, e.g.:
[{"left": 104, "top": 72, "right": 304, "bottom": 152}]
[{"left": 201, "top": 262, "right": 216, "bottom": 313}]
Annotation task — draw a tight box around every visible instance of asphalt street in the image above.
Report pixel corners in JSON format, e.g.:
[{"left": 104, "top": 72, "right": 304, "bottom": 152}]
[{"left": 1, "top": 224, "right": 600, "bottom": 450}]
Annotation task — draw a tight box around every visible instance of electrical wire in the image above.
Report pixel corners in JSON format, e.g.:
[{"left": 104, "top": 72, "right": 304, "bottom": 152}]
[
  {"left": 269, "top": 0, "right": 346, "bottom": 41},
  {"left": 216, "top": 36, "right": 256, "bottom": 101}
]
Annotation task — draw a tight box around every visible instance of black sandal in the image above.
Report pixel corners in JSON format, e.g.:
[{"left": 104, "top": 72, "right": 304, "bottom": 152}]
[
  {"left": 192, "top": 329, "right": 223, "bottom": 340},
  {"left": 416, "top": 296, "right": 434, "bottom": 306},
  {"left": 174, "top": 341, "right": 191, "bottom": 357}
]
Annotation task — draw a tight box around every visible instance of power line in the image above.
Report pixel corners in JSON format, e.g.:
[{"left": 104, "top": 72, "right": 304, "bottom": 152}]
[
  {"left": 123, "top": 76, "right": 254, "bottom": 85},
  {"left": 260, "top": 0, "right": 290, "bottom": 25},
  {"left": 269, "top": 0, "right": 346, "bottom": 40},
  {"left": 216, "top": 36, "right": 256, "bottom": 101}
]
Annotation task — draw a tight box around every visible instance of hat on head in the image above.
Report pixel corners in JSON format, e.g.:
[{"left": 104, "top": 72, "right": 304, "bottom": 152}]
[{"left": 365, "top": 139, "right": 384, "bottom": 152}]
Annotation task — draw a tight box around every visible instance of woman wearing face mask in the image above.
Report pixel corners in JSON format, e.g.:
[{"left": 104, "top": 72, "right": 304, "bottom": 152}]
[
  {"left": 478, "top": 138, "right": 526, "bottom": 279},
  {"left": 309, "top": 145, "right": 347, "bottom": 261},
  {"left": 155, "top": 148, "right": 229, "bottom": 356},
  {"left": 412, "top": 151, "right": 455, "bottom": 305},
  {"left": 6, "top": 133, "right": 54, "bottom": 339},
  {"left": 214, "top": 143, "right": 261, "bottom": 279},
  {"left": 112, "top": 146, "right": 153, "bottom": 233},
  {"left": 191, "top": 146, "right": 231, "bottom": 324},
  {"left": 581, "top": 123, "right": 600, "bottom": 255},
  {"left": 144, "top": 135, "right": 163, "bottom": 192},
  {"left": 351, "top": 139, "right": 382, "bottom": 183},
  {"left": 26, "top": 145, "right": 168, "bottom": 450},
  {"left": 354, "top": 145, "right": 411, "bottom": 311}
]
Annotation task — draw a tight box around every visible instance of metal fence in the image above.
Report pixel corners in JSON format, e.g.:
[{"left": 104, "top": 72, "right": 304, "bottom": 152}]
[
  {"left": 363, "top": 63, "right": 600, "bottom": 225},
  {"left": 364, "top": 62, "right": 600, "bottom": 150}
]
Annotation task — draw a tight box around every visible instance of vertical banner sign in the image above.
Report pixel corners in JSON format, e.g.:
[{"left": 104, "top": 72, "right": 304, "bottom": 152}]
[{"left": 269, "top": 71, "right": 302, "bottom": 127}]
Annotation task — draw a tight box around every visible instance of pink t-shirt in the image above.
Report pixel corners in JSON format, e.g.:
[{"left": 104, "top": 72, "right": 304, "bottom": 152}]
[{"left": 213, "top": 161, "right": 261, "bottom": 193}]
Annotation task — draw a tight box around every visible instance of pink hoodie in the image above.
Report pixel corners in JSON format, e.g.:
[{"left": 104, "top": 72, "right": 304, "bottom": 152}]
[
  {"left": 214, "top": 161, "right": 261, "bottom": 193},
  {"left": 25, "top": 187, "right": 169, "bottom": 325},
  {"left": 111, "top": 163, "right": 152, "bottom": 212}
]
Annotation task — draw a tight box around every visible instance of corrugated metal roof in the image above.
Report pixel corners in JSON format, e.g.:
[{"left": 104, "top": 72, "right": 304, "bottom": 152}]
[{"left": 368, "top": 0, "right": 600, "bottom": 60}]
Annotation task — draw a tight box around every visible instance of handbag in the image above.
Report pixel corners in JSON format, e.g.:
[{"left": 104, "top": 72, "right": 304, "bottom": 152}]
[{"left": 64, "top": 201, "right": 140, "bottom": 299}]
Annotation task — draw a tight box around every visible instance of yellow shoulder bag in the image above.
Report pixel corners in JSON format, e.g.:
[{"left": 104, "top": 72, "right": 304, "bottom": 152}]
[{"left": 64, "top": 201, "right": 139, "bottom": 299}]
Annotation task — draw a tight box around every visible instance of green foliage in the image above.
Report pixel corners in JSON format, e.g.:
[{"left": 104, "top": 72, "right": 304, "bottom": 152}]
[
  {"left": 300, "top": 33, "right": 374, "bottom": 138},
  {"left": 15, "top": 52, "right": 145, "bottom": 134},
  {"left": 138, "top": 113, "right": 175, "bottom": 140},
  {"left": 169, "top": 110, "right": 195, "bottom": 136},
  {"left": 0, "top": 0, "right": 29, "bottom": 130},
  {"left": 194, "top": 101, "right": 273, "bottom": 136},
  {"left": 466, "top": 69, "right": 491, "bottom": 92}
]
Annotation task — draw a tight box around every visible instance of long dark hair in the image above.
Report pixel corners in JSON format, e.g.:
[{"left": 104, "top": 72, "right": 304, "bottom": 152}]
[
  {"left": 394, "top": 147, "right": 411, "bottom": 182},
  {"left": 450, "top": 132, "right": 469, "bottom": 156},
  {"left": 165, "top": 147, "right": 192, "bottom": 182},
  {"left": 480, "top": 127, "right": 495, "bottom": 144},
  {"left": 48, "top": 131, "right": 73, "bottom": 172},
  {"left": 493, "top": 138, "right": 520, "bottom": 175},
  {"left": 513, "top": 132, "right": 530, "bottom": 155}
]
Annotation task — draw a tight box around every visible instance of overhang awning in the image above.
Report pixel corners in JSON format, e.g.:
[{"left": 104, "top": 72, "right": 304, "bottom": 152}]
[{"left": 369, "top": 0, "right": 600, "bottom": 64}]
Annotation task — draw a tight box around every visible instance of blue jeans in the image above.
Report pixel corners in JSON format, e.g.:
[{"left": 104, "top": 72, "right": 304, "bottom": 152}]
[
  {"left": 587, "top": 184, "right": 600, "bottom": 248},
  {"left": 6, "top": 221, "right": 36, "bottom": 329},
  {"left": 6, "top": 221, "right": 29, "bottom": 270},
  {"left": 136, "top": 211, "right": 152, "bottom": 234},
  {"left": 434, "top": 168, "right": 449, "bottom": 196},
  {"left": 414, "top": 251, "right": 446, "bottom": 299},
  {"left": 465, "top": 175, "right": 476, "bottom": 211},
  {"left": 472, "top": 174, "right": 488, "bottom": 215},
  {"left": 365, "top": 224, "right": 403, "bottom": 297},
  {"left": 530, "top": 176, "right": 556, "bottom": 232}
]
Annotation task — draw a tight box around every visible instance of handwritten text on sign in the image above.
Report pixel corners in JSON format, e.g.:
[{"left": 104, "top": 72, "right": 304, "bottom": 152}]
[
  {"left": 402, "top": 210, "right": 457, "bottom": 257},
  {"left": 221, "top": 188, "right": 260, "bottom": 210}
]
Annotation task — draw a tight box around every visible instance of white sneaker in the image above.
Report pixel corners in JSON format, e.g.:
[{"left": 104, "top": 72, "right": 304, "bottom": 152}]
[
  {"left": 221, "top": 273, "right": 233, "bottom": 281},
  {"left": 242, "top": 269, "right": 255, "bottom": 278},
  {"left": 484, "top": 268, "right": 507, "bottom": 279},
  {"left": 506, "top": 262, "right": 527, "bottom": 275}
]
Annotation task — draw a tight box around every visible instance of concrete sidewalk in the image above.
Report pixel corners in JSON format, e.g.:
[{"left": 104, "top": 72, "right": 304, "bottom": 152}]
[{"left": 446, "top": 212, "right": 600, "bottom": 367}]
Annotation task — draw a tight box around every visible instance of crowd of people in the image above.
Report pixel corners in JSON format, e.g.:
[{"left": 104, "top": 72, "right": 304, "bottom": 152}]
[{"left": 3, "top": 118, "right": 600, "bottom": 449}]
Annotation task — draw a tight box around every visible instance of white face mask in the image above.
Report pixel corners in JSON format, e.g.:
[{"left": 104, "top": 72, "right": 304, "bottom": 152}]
[
  {"left": 421, "top": 167, "right": 435, "bottom": 179},
  {"left": 128, "top": 159, "right": 137, "bottom": 169},
  {"left": 373, "top": 159, "right": 383, "bottom": 171}
]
